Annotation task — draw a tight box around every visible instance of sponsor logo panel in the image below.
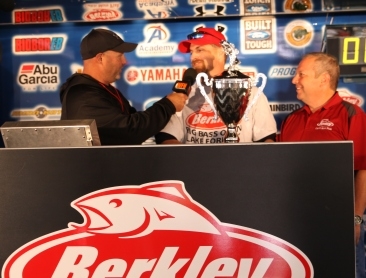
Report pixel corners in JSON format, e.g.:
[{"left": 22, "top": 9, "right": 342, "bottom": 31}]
[
  {"left": 13, "top": 7, "right": 65, "bottom": 24},
  {"left": 17, "top": 63, "right": 60, "bottom": 92},
  {"left": 124, "top": 66, "right": 186, "bottom": 85},
  {"left": 2, "top": 181, "right": 314, "bottom": 278},
  {"left": 240, "top": 17, "right": 277, "bottom": 54},
  {"left": 13, "top": 34, "right": 67, "bottom": 55},
  {"left": 136, "top": 0, "right": 177, "bottom": 19},
  {"left": 283, "top": 0, "right": 313, "bottom": 12},
  {"left": 136, "top": 23, "right": 177, "bottom": 57},
  {"left": 268, "top": 65, "right": 297, "bottom": 78},
  {"left": 10, "top": 106, "right": 61, "bottom": 120},
  {"left": 284, "top": 20, "right": 314, "bottom": 48},
  {"left": 269, "top": 102, "right": 302, "bottom": 114},
  {"left": 338, "top": 88, "right": 364, "bottom": 107},
  {"left": 241, "top": 0, "right": 276, "bottom": 16},
  {"left": 82, "top": 2, "right": 122, "bottom": 21}
]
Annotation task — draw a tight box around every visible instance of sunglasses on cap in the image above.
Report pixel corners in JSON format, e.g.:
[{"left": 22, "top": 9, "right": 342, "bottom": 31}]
[{"left": 187, "top": 31, "right": 223, "bottom": 41}]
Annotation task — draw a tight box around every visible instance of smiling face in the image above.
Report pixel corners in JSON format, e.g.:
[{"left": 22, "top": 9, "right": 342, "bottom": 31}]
[
  {"left": 291, "top": 56, "right": 324, "bottom": 105},
  {"left": 189, "top": 43, "right": 226, "bottom": 78}
]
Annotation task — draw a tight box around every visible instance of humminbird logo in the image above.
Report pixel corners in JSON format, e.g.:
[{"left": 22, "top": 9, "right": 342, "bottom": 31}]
[
  {"left": 2, "top": 181, "right": 313, "bottom": 277},
  {"left": 13, "top": 35, "right": 66, "bottom": 54},
  {"left": 13, "top": 7, "right": 65, "bottom": 23},
  {"left": 269, "top": 102, "right": 301, "bottom": 114},
  {"left": 18, "top": 63, "right": 59, "bottom": 92}
]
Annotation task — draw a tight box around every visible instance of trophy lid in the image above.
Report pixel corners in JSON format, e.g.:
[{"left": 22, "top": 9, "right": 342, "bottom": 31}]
[{"left": 214, "top": 70, "right": 251, "bottom": 79}]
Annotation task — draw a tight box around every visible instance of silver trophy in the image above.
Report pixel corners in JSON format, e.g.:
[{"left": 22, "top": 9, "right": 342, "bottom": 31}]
[{"left": 196, "top": 41, "right": 267, "bottom": 143}]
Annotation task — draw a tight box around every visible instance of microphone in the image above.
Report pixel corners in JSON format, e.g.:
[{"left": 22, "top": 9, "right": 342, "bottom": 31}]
[{"left": 172, "top": 68, "right": 197, "bottom": 95}]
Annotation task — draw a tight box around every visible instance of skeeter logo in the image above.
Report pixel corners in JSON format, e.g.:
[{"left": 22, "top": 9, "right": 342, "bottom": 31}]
[{"left": 2, "top": 181, "right": 313, "bottom": 278}]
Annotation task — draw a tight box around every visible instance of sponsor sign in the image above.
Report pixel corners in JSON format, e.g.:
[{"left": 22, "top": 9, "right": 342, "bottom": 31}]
[
  {"left": 10, "top": 106, "right": 61, "bottom": 119},
  {"left": 82, "top": 2, "right": 122, "bottom": 21},
  {"left": 240, "top": 17, "right": 277, "bottom": 54},
  {"left": 268, "top": 65, "right": 297, "bottom": 78},
  {"left": 283, "top": 0, "right": 313, "bottom": 12},
  {"left": 13, "top": 34, "right": 67, "bottom": 55},
  {"left": 338, "top": 87, "right": 365, "bottom": 107},
  {"left": 241, "top": 0, "right": 275, "bottom": 15},
  {"left": 2, "top": 181, "right": 313, "bottom": 278},
  {"left": 136, "top": 23, "right": 177, "bottom": 57},
  {"left": 124, "top": 66, "right": 186, "bottom": 85},
  {"left": 269, "top": 102, "right": 302, "bottom": 114},
  {"left": 284, "top": 20, "right": 314, "bottom": 48},
  {"left": 136, "top": 0, "right": 177, "bottom": 19},
  {"left": 13, "top": 6, "right": 65, "bottom": 24},
  {"left": 17, "top": 63, "right": 60, "bottom": 92}
]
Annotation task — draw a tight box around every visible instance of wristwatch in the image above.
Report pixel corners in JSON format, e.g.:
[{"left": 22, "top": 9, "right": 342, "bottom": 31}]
[{"left": 355, "top": 215, "right": 363, "bottom": 225}]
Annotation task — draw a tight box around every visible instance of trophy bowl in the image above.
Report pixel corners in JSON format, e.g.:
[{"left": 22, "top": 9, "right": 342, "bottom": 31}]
[{"left": 212, "top": 70, "right": 252, "bottom": 143}]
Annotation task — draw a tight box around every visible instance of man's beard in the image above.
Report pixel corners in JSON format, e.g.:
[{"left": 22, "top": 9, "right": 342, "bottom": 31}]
[{"left": 192, "top": 60, "right": 209, "bottom": 74}]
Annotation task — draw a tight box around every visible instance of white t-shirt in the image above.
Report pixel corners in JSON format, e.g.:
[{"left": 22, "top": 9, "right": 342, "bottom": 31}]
[{"left": 160, "top": 83, "right": 277, "bottom": 143}]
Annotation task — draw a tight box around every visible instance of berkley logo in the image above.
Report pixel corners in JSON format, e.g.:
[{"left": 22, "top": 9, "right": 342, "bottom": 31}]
[
  {"left": 2, "top": 181, "right": 313, "bottom": 278},
  {"left": 187, "top": 104, "right": 226, "bottom": 130},
  {"left": 83, "top": 9, "right": 122, "bottom": 21},
  {"left": 338, "top": 88, "right": 364, "bottom": 107}
]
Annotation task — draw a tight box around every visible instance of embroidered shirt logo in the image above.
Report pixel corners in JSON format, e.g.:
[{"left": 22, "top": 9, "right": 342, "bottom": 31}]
[{"left": 316, "top": 119, "right": 334, "bottom": 130}]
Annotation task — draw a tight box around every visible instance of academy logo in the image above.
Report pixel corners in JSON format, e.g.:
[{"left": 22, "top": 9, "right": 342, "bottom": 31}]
[
  {"left": 124, "top": 66, "right": 186, "bottom": 85},
  {"left": 2, "top": 181, "right": 314, "bottom": 278},
  {"left": 10, "top": 105, "right": 61, "bottom": 119},
  {"left": 13, "top": 34, "right": 66, "bottom": 55},
  {"left": 284, "top": 20, "right": 313, "bottom": 48},
  {"left": 136, "top": 0, "right": 177, "bottom": 19},
  {"left": 82, "top": 2, "right": 122, "bottom": 21},
  {"left": 13, "top": 7, "right": 65, "bottom": 23},
  {"left": 268, "top": 65, "right": 297, "bottom": 78},
  {"left": 136, "top": 23, "right": 177, "bottom": 57},
  {"left": 17, "top": 63, "right": 60, "bottom": 92}
]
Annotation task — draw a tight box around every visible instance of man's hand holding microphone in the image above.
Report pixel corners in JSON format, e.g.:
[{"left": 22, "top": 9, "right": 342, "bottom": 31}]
[{"left": 167, "top": 68, "right": 197, "bottom": 112}]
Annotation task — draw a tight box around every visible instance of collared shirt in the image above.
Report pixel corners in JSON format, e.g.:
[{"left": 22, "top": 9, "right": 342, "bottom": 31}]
[{"left": 279, "top": 92, "right": 366, "bottom": 170}]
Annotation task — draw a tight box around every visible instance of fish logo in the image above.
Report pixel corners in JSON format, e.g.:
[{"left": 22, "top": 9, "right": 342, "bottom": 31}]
[{"left": 2, "top": 181, "right": 314, "bottom": 278}]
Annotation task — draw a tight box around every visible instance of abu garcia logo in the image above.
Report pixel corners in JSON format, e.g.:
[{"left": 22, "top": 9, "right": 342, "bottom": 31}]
[{"left": 18, "top": 63, "right": 59, "bottom": 92}]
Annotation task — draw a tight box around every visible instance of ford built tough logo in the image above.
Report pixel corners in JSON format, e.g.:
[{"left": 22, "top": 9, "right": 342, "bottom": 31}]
[{"left": 2, "top": 181, "right": 313, "bottom": 278}]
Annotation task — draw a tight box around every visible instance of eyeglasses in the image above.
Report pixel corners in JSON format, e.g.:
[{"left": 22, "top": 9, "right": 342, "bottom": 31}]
[{"left": 187, "top": 31, "right": 223, "bottom": 41}]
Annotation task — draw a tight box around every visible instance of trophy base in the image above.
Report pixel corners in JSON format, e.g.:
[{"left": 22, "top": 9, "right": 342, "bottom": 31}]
[{"left": 225, "top": 124, "right": 239, "bottom": 143}]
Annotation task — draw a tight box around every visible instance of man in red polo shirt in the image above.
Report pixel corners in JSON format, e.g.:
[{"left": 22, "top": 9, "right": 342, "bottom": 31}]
[{"left": 278, "top": 52, "right": 366, "bottom": 278}]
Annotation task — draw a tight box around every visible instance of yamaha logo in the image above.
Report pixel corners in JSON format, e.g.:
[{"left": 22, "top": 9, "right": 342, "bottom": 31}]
[{"left": 2, "top": 181, "right": 313, "bottom": 277}]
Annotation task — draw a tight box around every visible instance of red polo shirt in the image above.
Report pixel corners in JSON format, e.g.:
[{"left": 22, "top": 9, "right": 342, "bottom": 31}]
[{"left": 279, "top": 92, "right": 366, "bottom": 170}]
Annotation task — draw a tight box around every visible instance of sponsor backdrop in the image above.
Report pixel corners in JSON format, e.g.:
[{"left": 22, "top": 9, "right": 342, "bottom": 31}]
[
  {"left": 0, "top": 0, "right": 365, "bottom": 134},
  {"left": 0, "top": 143, "right": 355, "bottom": 277}
]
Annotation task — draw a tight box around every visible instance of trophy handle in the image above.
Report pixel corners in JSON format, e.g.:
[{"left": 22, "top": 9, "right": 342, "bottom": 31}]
[
  {"left": 196, "top": 72, "right": 218, "bottom": 119},
  {"left": 243, "top": 73, "right": 267, "bottom": 121}
]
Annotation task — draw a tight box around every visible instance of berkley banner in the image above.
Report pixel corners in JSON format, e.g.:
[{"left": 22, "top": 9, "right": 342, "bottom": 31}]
[{"left": 2, "top": 181, "right": 313, "bottom": 278}]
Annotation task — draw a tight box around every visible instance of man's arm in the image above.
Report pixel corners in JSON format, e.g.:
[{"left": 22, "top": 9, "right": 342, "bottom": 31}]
[
  {"left": 354, "top": 169, "right": 366, "bottom": 243},
  {"left": 155, "top": 132, "right": 181, "bottom": 144}
]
